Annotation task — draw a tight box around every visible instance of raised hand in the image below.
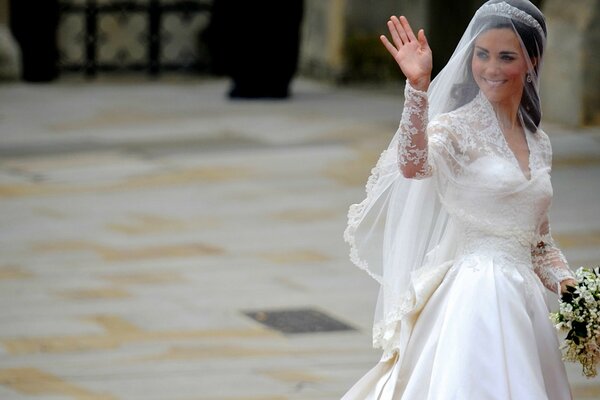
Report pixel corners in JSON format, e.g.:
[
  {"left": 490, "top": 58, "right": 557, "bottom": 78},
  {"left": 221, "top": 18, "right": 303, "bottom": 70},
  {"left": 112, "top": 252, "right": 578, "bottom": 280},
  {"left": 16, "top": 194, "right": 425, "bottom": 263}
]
[{"left": 380, "top": 16, "right": 432, "bottom": 92}]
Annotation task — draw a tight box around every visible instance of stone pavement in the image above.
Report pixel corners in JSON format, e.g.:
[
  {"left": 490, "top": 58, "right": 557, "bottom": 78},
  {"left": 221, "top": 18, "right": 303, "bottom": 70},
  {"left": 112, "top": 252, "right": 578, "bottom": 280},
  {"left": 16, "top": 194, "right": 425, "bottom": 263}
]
[{"left": 0, "top": 77, "right": 599, "bottom": 400}]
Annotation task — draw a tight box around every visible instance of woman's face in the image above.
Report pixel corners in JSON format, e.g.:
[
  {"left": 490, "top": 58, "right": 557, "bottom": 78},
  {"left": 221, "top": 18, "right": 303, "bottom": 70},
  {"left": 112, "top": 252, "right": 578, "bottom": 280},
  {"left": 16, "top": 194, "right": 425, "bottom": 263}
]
[{"left": 471, "top": 28, "right": 530, "bottom": 107}]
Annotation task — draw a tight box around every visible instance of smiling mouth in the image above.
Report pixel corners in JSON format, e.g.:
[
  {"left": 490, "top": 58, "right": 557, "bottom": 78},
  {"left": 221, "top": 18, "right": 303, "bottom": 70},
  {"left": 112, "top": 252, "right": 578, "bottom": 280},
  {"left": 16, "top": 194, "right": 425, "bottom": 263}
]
[{"left": 481, "top": 77, "right": 507, "bottom": 87}]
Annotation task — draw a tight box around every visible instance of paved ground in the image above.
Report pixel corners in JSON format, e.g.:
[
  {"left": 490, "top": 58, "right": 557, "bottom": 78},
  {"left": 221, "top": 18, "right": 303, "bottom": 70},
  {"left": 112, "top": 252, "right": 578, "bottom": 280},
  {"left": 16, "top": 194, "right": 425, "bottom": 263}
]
[{"left": 0, "top": 76, "right": 599, "bottom": 399}]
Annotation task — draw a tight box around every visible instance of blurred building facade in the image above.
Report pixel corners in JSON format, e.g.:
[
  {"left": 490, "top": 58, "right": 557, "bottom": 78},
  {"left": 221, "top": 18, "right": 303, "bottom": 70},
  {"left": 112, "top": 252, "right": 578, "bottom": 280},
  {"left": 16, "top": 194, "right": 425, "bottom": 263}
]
[
  {"left": 300, "top": 0, "right": 600, "bottom": 126},
  {"left": 300, "top": 0, "right": 599, "bottom": 127},
  {"left": 0, "top": 0, "right": 597, "bottom": 126},
  {"left": 55, "top": 0, "right": 211, "bottom": 76},
  {"left": 0, "top": 0, "right": 19, "bottom": 80},
  {"left": 540, "top": 0, "right": 600, "bottom": 126}
]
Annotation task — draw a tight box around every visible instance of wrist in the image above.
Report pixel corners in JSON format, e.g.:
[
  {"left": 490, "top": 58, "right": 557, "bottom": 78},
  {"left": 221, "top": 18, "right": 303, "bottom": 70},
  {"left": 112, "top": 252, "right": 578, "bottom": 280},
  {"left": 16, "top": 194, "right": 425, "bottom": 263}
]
[{"left": 408, "top": 77, "right": 430, "bottom": 92}]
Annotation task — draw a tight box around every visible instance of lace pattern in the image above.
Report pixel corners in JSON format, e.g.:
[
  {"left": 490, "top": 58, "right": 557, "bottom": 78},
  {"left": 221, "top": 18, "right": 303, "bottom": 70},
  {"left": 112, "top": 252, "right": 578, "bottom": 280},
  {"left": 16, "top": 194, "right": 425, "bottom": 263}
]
[
  {"left": 343, "top": 147, "right": 392, "bottom": 285},
  {"left": 346, "top": 73, "right": 571, "bottom": 358},
  {"left": 532, "top": 232, "right": 574, "bottom": 294},
  {"left": 374, "top": 260, "right": 456, "bottom": 361},
  {"left": 398, "top": 81, "right": 433, "bottom": 179},
  {"left": 345, "top": 201, "right": 384, "bottom": 284}
]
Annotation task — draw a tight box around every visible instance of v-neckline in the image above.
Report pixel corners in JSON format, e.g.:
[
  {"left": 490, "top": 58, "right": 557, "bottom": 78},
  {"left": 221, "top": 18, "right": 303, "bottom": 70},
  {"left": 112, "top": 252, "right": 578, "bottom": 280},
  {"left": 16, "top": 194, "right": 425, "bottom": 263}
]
[
  {"left": 501, "top": 127, "right": 532, "bottom": 181},
  {"left": 477, "top": 92, "right": 533, "bottom": 181}
]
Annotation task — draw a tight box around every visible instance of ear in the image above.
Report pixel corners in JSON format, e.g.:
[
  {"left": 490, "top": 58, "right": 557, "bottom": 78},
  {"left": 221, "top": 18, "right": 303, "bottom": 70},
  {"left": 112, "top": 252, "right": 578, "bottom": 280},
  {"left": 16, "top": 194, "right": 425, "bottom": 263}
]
[{"left": 530, "top": 57, "right": 539, "bottom": 68}]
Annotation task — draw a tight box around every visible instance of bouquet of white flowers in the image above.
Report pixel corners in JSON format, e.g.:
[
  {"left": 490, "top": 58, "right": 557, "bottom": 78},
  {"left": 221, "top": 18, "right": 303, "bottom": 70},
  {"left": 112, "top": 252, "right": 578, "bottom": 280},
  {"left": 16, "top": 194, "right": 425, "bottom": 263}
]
[{"left": 550, "top": 266, "right": 600, "bottom": 378}]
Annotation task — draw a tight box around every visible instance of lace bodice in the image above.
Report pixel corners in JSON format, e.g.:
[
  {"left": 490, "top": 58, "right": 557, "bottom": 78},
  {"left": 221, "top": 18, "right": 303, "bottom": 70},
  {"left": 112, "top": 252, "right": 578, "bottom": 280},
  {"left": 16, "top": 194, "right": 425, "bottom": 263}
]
[{"left": 397, "top": 81, "right": 573, "bottom": 294}]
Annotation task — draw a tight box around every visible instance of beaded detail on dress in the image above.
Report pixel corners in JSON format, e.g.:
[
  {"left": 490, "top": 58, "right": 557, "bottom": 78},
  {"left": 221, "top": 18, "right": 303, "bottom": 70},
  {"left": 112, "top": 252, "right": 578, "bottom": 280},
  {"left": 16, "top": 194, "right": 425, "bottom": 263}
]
[{"left": 532, "top": 232, "right": 573, "bottom": 293}]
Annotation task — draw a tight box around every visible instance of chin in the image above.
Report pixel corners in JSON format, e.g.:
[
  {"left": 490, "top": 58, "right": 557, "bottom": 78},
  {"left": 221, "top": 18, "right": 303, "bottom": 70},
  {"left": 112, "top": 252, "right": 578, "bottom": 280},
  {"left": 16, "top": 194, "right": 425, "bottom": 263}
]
[
  {"left": 481, "top": 90, "right": 507, "bottom": 104},
  {"left": 477, "top": 84, "right": 513, "bottom": 104}
]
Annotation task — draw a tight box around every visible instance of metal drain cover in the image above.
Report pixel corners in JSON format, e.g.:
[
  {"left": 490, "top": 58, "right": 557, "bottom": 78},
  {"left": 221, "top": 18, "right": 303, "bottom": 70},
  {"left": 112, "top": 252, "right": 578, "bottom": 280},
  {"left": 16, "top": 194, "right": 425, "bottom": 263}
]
[{"left": 243, "top": 308, "right": 355, "bottom": 334}]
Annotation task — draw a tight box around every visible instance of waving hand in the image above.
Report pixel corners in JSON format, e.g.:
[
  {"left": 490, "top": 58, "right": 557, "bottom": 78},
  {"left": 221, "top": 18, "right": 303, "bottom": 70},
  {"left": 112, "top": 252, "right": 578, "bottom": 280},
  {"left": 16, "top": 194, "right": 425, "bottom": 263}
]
[{"left": 380, "top": 16, "right": 432, "bottom": 92}]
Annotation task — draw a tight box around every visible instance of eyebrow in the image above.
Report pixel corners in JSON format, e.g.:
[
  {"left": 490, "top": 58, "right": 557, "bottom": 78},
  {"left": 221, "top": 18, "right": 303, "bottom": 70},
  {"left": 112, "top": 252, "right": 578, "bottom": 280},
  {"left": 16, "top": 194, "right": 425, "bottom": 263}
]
[{"left": 475, "top": 46, "right": 519, "bottom": 56}]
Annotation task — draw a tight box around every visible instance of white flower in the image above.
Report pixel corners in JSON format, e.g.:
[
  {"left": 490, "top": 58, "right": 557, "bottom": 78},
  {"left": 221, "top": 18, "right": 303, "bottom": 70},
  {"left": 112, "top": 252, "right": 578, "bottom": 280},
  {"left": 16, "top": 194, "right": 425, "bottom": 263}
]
[{"left": 553, "top": 266, "right": 600, "bottom": 378}]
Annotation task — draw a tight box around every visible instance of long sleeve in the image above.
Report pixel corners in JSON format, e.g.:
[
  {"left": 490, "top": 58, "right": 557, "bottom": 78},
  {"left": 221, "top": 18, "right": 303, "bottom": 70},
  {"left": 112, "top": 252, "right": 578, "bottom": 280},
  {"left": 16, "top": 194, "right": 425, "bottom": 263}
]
[
  {"left": 531, "top": 215, "right": 575, "bottom": 294},
  {"left": 397, "top": 81, "right": 433, "bottom": 179}
]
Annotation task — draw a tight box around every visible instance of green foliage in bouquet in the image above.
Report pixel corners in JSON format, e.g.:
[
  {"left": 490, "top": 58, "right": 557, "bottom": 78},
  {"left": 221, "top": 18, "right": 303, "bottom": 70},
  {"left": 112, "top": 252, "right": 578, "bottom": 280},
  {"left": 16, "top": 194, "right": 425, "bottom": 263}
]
[{"left": 550, "top": 267, "right": 600, "bottom": 378}]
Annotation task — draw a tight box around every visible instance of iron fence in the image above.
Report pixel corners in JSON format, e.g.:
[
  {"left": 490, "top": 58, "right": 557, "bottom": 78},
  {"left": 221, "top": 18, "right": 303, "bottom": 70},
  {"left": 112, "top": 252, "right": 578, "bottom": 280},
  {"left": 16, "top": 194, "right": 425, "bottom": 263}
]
[{"left": 58, "top": 0, "right": 211, "bottom": 76}]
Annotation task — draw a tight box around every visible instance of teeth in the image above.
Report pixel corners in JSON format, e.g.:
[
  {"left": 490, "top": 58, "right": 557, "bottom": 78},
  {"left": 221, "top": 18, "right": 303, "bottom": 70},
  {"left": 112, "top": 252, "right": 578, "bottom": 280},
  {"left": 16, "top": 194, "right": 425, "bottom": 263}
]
[{"left": 483, "top": 78, "right": 506, "bottom": 87}]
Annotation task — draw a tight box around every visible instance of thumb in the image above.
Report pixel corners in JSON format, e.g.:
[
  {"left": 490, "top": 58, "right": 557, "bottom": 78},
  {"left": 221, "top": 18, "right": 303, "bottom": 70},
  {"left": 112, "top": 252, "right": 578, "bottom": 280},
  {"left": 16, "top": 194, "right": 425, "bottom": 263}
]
[{"left": 418, "top": 29, "right": 429, "bottom": 48}]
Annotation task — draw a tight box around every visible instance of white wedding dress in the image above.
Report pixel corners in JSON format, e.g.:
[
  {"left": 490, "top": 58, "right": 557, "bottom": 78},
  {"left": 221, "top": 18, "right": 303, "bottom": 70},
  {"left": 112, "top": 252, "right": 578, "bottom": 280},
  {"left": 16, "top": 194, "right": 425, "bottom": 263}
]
[{"left": 342, "top": 82, "right": 574, "bottom": 399}]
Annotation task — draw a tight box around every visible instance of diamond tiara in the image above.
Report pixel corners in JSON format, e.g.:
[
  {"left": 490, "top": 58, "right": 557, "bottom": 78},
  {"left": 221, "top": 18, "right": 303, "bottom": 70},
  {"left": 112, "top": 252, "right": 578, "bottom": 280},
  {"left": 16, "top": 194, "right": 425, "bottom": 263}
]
[{"left": 475, "top": 1, "right": 545, "bottom": 38}]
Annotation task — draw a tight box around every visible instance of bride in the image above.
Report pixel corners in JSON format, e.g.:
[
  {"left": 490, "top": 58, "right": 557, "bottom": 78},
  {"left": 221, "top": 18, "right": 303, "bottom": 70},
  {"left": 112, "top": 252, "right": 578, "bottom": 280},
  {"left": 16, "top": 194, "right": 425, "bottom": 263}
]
[{"left": 342, "top": 1, "right": 576, "bottom": 398}]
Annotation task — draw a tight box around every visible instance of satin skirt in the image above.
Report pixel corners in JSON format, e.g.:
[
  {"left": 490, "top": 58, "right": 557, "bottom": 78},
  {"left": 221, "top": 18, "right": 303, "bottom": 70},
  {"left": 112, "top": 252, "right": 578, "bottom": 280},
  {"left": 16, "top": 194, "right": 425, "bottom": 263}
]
[{"left": 342, "top": 253, "right": 573, "bottom": 400}]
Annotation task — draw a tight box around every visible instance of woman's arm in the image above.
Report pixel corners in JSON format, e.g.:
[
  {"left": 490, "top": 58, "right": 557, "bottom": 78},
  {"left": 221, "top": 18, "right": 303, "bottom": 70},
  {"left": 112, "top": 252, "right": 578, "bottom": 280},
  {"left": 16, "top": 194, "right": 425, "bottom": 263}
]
[
  {"left": 380, "top": 16, "right": 433, "bottom": 179},
  {"left": 397, "top": 82, "right": 432, "bottom": 178},
  {"left": 532, "top": 215, "right": 576, "bottom": 294},
  {"left": 380, "top": 16, "right": 432, "bottom": 92}
]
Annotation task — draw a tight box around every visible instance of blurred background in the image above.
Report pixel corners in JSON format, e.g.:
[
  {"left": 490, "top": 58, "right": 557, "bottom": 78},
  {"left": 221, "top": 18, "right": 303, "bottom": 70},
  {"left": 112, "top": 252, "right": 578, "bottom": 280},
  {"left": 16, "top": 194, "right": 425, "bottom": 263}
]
[
  {"left": 0, "top": 1, "right": 599, "bottom": 399},
  {"left": 1, "top": 0, "right": 598, "bottom": 123}
]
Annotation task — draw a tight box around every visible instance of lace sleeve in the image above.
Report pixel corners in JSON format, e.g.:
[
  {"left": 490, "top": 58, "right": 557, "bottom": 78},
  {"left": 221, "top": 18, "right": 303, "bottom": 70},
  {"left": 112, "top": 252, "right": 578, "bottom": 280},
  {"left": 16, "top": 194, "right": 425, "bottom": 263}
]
[
  {"left": 531, "top": 215, "right": 575, "bottom": 294},
  {"left": 397, "top": 81, "right": 432, "bottom": 179}
]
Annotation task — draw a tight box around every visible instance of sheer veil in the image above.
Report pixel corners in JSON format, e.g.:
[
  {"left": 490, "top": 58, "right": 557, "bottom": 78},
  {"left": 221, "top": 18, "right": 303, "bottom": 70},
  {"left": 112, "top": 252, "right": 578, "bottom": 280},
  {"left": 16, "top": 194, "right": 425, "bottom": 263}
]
[{"left": 344, "top": 0, "right": 547, "bottom": 360}]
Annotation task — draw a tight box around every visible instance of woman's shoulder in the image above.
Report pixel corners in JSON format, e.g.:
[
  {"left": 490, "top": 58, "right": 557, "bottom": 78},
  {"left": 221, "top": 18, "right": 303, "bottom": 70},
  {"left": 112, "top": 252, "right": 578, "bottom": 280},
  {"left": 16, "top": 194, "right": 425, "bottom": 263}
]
[
  {"left": 428, "top": 96, "right": 482, "bottom": 137},
  {"left": 532, "top": 126, "right": 553, "bottom": 166},
  {"left": 533, "top": 126, "right": 550, "bottom": 142},
  {"left": 530, "top": 126, "right": 552, "bottom": 150}
]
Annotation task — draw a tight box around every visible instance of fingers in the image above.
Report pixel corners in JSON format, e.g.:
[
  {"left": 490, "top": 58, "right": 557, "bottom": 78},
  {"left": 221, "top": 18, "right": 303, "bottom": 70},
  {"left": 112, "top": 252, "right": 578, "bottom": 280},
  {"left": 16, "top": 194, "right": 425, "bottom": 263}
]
[
  {"left": 399, "top": 16, "right": 417, "bottom": 42},
  {"left": 391, "top": 16, "right": 409, "bottom": 45},
  {"left": 383, "top": 15, "right": 427, "bottom": 57},
  {"left": 380, "top": 35, "right": 397, "bottom": 56},
  {"left": 417, "top": 29, "right": 429, "bottom": 49},
  {"left": 387, "top": 16, "right": 420, "bottom": 46},
  {"left": 387, "top": 19, "right": 403, "bottom": 50}
]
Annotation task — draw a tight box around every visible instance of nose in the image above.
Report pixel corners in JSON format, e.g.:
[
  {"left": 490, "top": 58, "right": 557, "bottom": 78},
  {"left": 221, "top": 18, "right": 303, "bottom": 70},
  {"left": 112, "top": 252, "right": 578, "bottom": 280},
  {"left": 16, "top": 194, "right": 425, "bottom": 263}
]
[{"left": 485, "top": 60, "right": 502, "bottom": 77}]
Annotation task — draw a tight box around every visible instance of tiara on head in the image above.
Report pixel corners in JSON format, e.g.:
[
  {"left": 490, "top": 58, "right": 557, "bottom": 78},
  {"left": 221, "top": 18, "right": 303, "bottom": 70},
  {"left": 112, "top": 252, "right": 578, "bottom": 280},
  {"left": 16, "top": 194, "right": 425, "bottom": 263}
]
[{"left": 475, "top": 1, "right": 545, "bottom": 38}]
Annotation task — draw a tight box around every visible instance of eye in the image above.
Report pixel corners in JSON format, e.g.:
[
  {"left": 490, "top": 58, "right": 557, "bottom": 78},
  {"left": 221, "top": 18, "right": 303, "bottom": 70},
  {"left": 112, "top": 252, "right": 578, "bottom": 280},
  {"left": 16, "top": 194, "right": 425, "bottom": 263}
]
[
  {"left": 476, "top": 51, "right": 488, "bottom": 60},
  {"left": 501, "top": 54, "right": 516, "bottom": 61}
]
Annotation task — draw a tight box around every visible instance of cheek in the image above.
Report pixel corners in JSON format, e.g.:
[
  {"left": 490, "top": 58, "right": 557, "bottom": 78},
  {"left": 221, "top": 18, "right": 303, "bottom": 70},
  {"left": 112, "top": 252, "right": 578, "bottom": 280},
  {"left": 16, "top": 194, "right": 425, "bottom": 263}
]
[
  {"left": 503, "top": 64, "right": 526, "bottom": 80},
  {"left": 502, "top": 60, "right": 529, "bottom": 80},
  {"left": 471, "top": 58, "right": 483, "bottom": 77}
]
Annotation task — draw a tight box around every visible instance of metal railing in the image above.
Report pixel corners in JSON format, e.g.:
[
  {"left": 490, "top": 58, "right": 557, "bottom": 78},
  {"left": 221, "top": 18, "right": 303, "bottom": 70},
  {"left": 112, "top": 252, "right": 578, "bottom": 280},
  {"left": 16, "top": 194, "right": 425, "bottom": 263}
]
[{"left": 58, "top": 0, "right": 211, "bottom": 76}]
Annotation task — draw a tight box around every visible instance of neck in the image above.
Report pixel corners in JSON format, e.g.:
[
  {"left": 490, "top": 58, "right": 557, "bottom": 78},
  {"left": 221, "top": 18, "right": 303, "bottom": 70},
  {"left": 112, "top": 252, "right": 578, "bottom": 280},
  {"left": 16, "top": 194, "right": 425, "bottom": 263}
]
[{"left": 490, "top": 97, "right": 522, "bottom": 131}]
